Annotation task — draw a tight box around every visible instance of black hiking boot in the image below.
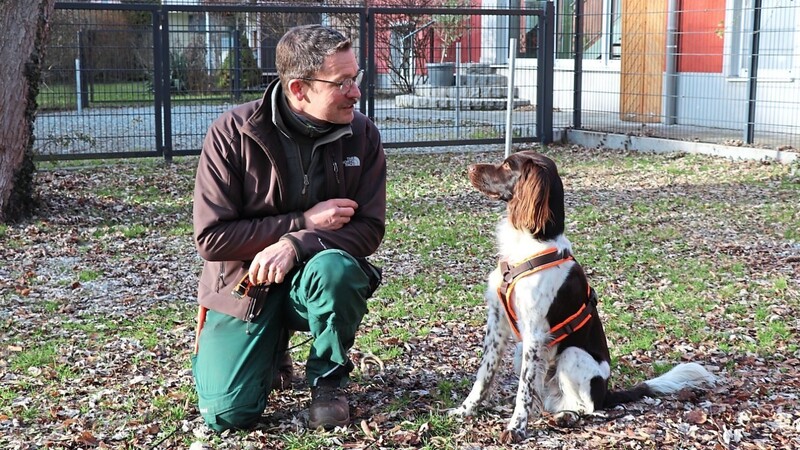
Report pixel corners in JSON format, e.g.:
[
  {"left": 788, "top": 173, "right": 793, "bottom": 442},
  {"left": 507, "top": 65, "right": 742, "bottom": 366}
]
[{"left": 308, "top": 378, "right": 349, "bottom": 430}]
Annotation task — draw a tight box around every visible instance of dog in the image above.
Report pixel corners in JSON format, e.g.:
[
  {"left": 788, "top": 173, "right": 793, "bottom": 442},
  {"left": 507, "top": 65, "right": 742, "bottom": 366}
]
[{"left": 450, "top": 151, "right": 717, "bottom": 443}]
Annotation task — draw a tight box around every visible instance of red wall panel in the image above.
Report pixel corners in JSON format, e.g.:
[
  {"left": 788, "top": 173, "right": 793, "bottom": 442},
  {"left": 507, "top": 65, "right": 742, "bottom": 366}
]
[{"left": 677, "top": 0, "right": 725, "bottom": 73}]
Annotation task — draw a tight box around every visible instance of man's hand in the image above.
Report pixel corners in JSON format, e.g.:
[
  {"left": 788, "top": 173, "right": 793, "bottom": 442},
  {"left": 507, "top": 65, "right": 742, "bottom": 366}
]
[
  {"left": 249, "top": 240, "right": 297, "bottom": 285},
  {"left": 303, "top": 198, "right": 358, "bottom": 231}
]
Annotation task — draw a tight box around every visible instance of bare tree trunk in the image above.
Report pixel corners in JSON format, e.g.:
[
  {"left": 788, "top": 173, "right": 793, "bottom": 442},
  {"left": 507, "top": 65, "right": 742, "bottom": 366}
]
[{"left": 0, "top": 0, "right": 57, "bottom": 222}]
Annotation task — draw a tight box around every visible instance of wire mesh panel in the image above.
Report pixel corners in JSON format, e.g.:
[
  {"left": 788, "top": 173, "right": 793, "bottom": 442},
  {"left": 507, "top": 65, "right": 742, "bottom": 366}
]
[
  {"left": 369, "top": 6, "right": 545, "bottom": 148},
  {"left": 38, "top": 1, "right": 800, "bottom": 160},
  {"left": 37, "top": 5, "right": 161, "bottom": 159},
  {"left": 164, "top": 8, "right": 360, "bottom": 156},
  {"left": 567, "top": 0, "right": 800, "bottom": 150}
]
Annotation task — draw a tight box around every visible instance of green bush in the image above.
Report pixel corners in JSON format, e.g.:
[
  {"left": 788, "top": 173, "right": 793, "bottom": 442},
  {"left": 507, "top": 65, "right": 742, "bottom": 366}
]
[{"left": 217, "top": 30, "right": 261, "bottom": 90}]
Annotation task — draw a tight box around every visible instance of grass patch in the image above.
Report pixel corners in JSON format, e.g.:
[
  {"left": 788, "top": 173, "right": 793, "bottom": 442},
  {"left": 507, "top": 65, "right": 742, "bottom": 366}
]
[
  {"left": 77, "top": 269, "right": 102, "bottom": 282},
  {"left": 9, "top": 342, "right": 59, "bottom": 372}
]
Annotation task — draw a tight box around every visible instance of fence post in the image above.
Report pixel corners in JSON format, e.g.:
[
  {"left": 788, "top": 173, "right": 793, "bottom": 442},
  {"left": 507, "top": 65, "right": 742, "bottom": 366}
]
[
  {"left": 536, "top": 1, "right": 555, "bottom": 144},
  {"left": 160, "top": 7, "right": 173, "bottom": 162},
  {"left": 77, "top": 30, "right": 90, "bottom": 108},
  {"left": 367, "top": 9, "right": 376, "bottom": 121},
  {"left": 360, "top": 8, "right": 369, "bottom": 117},
  {"left": 572, "top": 0, "right": 583, "bottom": 129},
  {"left": 745, "top": 0, "right": 762, "bottom": 144},
  {"left": 152, "top": 8, "right": 164, "bottom": 158},
  {"left": 233, "top": 29, "right": 242, "bottom": 102}
]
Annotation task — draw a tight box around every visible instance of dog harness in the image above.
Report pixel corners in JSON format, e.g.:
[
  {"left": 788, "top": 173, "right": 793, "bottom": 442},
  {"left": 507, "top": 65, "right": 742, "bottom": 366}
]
[{"left": 497, "top": 247, "right": 597, "bottom": 345}]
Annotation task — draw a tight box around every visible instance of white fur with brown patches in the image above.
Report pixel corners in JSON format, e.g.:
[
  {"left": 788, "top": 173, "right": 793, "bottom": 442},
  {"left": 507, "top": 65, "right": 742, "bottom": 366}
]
[{"left": 452, "top": 151, "right": 717, "bottom": 444}]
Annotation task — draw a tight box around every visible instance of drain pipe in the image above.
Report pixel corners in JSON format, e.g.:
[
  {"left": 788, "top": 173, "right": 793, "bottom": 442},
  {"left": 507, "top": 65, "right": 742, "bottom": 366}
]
[
  {"left": 664, "top": 0, "right": 679, "bottom": 125},
  {"left": 505, "top": 38, "right": 517, "bottom": 157}
]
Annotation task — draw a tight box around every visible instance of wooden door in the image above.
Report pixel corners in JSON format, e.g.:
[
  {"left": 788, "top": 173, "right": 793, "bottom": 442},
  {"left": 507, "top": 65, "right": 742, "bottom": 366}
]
[{"left": 620, "top": 0, "right": 667, "bottom": 122}]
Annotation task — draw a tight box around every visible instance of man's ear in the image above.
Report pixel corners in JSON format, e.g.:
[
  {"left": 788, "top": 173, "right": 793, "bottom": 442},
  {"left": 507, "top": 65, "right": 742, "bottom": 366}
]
[{"left": 286, "top": 79, "right": 307, "bottom": 101}]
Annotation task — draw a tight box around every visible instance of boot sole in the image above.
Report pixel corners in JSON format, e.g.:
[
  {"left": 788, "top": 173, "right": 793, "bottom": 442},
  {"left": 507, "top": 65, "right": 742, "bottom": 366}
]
[{"left": 308, "top": 417, "right": 350, "bottom": 430}]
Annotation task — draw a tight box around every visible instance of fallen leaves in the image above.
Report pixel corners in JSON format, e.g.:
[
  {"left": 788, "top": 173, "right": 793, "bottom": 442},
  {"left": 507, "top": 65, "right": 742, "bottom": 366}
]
[{"left": 1, "top": 146, "right": 799, "bottom": 449}]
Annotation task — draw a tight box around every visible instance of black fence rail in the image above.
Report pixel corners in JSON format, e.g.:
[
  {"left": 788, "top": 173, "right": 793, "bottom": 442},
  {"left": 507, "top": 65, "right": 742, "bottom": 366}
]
[{"left": 36, "top": 2, "right": 552, "bottom": 160}]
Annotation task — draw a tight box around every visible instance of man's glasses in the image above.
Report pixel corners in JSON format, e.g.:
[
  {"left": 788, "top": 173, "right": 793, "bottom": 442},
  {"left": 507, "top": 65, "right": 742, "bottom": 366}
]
[{"left": 299, "top": 69, "right": 364, "bottom": 95}]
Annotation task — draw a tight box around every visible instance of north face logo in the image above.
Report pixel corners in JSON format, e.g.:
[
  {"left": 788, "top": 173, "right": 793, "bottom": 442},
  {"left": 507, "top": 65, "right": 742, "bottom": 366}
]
[{"left": 343, "top": 156, "right": 361, "bottom": 167}]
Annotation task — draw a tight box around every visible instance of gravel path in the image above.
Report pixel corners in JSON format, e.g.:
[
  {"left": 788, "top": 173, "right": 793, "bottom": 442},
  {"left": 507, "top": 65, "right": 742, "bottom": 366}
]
[{"left": 33, "top": 99, "right": 798, "bottom": 158}]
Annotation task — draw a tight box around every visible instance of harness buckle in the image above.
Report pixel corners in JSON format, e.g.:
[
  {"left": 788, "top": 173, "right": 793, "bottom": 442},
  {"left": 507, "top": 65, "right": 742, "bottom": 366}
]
[{"left": 500, "top": 261, "right": 514, "bottom": 283}]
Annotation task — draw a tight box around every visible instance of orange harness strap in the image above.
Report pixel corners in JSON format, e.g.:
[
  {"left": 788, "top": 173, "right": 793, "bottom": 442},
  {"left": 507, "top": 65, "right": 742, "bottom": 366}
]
[
  {"left": 547, "top": 286, "right": 597, "bottom": 347},
  {"left": 497, "top": 248, "right": 596, "bottom": 345}
]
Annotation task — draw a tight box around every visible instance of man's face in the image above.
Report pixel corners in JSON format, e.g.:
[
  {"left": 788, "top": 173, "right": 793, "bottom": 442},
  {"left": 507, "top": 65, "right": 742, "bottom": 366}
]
[{"left": 297, "top": 50, "right": 361, "bottom": 125}]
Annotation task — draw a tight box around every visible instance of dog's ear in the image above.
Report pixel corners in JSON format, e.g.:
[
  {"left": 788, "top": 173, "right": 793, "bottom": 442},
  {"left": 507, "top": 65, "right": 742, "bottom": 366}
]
[{"left": 508, "top": 161, "right": 552, "bottom": 235}]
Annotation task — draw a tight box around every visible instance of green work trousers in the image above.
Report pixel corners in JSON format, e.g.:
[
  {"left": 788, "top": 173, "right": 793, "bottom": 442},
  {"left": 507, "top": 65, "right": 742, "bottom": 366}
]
[{"left": 191, "top": 249, "right": 371, "bottom": 432}]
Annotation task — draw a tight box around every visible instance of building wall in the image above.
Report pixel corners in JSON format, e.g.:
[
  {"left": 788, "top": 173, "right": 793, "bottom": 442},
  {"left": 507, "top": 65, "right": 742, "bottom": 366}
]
[{"left": 678, "top": 0, "right": 725, "bottom": 73}]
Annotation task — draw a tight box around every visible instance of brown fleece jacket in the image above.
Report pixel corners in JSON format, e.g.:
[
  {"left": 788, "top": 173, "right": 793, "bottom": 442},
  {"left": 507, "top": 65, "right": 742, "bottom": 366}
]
[{"left": 192, "top": 80, "right": 387, "bottom": 320}]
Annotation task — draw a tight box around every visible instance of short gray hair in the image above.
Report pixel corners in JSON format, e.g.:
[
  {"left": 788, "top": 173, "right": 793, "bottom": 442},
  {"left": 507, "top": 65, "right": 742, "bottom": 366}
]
[{"left": 276, "top": 24, "right": 352, "bottom": 91}]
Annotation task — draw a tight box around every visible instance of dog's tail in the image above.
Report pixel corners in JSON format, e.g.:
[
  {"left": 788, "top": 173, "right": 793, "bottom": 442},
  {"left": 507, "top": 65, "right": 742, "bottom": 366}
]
[{"left": 603, "top": 362, "right": 717, "bottom": 408}]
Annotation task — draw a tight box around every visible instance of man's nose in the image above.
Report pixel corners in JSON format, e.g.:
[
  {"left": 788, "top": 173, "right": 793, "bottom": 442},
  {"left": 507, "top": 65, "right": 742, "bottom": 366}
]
[{"left": 347, "top": 84, "right": 362, "bottom": 98}]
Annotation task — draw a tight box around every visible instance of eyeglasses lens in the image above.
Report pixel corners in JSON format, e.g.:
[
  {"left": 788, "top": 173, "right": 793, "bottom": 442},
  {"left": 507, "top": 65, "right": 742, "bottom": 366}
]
[{"left": 341, "top": 71, "right": 364, "bottom": 94}]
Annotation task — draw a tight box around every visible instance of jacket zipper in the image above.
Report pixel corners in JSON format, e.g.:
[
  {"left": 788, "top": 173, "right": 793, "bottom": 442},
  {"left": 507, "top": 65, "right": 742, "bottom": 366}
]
[
  {"left": 333, "top": 161, "right": 340, "bottom": 184},
  {"left": 295, "top": 141, "right": 311, "bottom": 198}
]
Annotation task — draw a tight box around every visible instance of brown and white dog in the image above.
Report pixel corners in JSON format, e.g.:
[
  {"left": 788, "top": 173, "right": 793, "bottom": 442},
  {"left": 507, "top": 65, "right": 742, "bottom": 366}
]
[{"left": 451, "top": 151, "right": 716, "bottom": 443}]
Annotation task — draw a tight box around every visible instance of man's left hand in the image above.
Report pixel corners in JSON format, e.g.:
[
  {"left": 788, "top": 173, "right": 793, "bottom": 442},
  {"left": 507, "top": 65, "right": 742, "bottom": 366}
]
[{"left": 249, "top": 240, "right": 297, "bottom": 285}]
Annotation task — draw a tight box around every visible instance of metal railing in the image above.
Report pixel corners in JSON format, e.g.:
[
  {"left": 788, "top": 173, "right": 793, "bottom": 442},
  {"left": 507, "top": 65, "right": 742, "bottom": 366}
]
[
  {"left": 37, "top": 2, "right": 552, "bottom": 160},
  {"left": 37, "top": 1, "right": 800, "bottom": 161}
]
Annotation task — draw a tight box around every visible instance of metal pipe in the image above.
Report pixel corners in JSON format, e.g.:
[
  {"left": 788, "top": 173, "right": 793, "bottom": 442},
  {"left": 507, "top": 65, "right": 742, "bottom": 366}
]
[
  {"left": 74, "top": 58, "right": 82, "bottom": 114},
  {"left": 573, "top": 0, "right": 584, "bottom": 129},
  {"left": 505, "top": 38, "right": 518, "bottom": 157},
  {"left": 456, "top": 42, "right": 461, "bottom": 139},
  {"left": 745, "top": 0, "right": 762, "bottom": 144},
  {"left": 664, "top": 0, "right": 679, "bottom": 125}
]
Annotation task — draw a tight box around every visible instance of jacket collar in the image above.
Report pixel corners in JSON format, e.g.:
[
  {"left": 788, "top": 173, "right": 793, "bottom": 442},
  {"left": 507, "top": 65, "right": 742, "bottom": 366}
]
[{"left": 243, "top": 79, "right": 353, "bottom": 144}]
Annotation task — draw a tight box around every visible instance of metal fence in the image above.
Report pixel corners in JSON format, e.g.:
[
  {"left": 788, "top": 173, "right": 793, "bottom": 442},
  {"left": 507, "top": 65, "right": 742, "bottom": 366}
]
[
  {"left": 560, "top": 0, "right": 799, "bottom": 150},
  {"left": 36, "top": 2, "right": 552, "bottom": 160},
  {"left": 36, "top": 1, "right": 800, "bottom": 161}
]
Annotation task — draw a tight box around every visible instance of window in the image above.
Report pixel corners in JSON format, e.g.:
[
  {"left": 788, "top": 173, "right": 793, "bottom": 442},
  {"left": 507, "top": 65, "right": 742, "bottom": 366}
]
[
  {"left": 729, "top": 0, "right": 799, "bottom": 78},
  {"left": 546, "top": 0, "right": 621, "bottom": 61},
  {"left": 609, "top": 0, "right": 621, "bottom": 59}
]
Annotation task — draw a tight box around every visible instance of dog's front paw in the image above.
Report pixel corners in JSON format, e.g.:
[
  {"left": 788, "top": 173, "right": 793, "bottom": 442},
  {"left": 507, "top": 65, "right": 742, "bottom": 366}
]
[
  {"left": 448, "top": 404, "right": 472, "bottom": 418},
  {"left": 551, "top": 410, "right": 581, "bottom": 428},
  {"left": 500, "top": 428, "right": 527, "bottom": 444}
]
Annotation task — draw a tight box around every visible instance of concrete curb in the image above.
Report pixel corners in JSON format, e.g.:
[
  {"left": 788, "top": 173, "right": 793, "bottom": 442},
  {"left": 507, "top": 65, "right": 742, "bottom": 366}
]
[{"left": 564, "top": 129, "right": 799, "bottom": 164}]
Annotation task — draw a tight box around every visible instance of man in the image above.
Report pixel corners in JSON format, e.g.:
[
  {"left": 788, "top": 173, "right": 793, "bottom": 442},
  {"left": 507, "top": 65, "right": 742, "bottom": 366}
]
[{"left": 191, "top": 24, "right": 386, "bottom": 433}]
